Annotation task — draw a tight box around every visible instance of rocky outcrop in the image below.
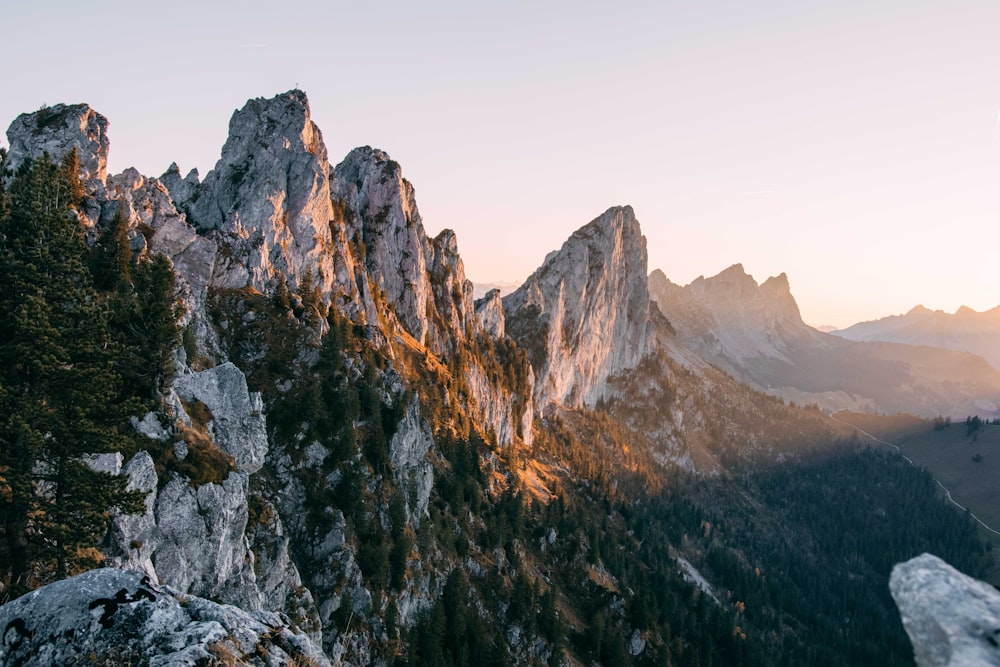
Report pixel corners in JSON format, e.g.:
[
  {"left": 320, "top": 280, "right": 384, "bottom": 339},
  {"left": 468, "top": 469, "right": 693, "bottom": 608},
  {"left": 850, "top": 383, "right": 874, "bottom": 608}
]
[
  {"left": 4, "top": 103, "right": 110, "bottom": 228},
  {"left": 330, "top": 147, "right": 532, "bottom": 444},
  {"left": 504, "top": 205, "right": 652, "bottom": 409},
  {"left": 179, "top": 90, "right": 350, "bottom": 300},
  {"left": 389, "top": 403, "right": 435, "bottom": 524},
  {"left": 0, "top": 568, "right": 330, "bottom": 666},
  {"left": 106, "top": 364, "right": 315, "bottom": 632},
  {"left": 173, "top": 362, "right": 268, "bottom": 474},
  {"left": 475, "top": 289, "right": 506, "bottom": 339},
  {"left": 331, "top": 146, "right": 475, "bottom": 353},
  {"left": 890, "top": 553, "right": 1000, "bottom": 667},
  {"left": 4, "top": 103, "right": 109, "bottom": 193}
]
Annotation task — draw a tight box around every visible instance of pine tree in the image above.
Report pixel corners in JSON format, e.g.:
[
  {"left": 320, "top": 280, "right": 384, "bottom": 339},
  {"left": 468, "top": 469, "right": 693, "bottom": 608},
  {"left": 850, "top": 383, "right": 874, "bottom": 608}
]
[
  {"left": 0, "top": 154, "right": 145, "bottom": 596},
  {"left": 93, "top": 201, "right": 132, "bottom": 292},
  {"left": 129, "top": 253, "right": 182, "bottom": 397}
]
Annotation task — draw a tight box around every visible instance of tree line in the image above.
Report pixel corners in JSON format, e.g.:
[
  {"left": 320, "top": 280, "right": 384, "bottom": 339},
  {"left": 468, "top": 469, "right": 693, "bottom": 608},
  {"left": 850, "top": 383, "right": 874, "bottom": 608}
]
[{"left": 0, "top": 150, "right": 180, "bottom": 599}]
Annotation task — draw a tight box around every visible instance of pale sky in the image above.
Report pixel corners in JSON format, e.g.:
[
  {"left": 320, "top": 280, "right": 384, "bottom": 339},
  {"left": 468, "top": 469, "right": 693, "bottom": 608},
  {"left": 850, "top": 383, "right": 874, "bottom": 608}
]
[{"left": 3, "top": 1, "right": 999, "bottom": 328}]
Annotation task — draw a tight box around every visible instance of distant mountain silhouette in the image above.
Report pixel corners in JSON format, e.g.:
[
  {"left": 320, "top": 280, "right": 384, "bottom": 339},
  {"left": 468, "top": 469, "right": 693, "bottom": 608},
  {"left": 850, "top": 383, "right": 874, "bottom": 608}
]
[
  {"left": 650, "top": 268, "right": 1000, "bottom": 417},
  {"left": 834, "top": 305, "right": 1000, "bottom": 372}
]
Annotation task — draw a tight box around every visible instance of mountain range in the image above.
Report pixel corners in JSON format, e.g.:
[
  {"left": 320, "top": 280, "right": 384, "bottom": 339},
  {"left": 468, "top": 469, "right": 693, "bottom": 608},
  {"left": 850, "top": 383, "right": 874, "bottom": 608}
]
[
  {"left": 649, "top": 266, "right": 1000, "bottom": 418},
  {"left": 834, "top": 304, "right": 1000, "bottom": 372},
  {"left": 0, "top": 90, "right": 994, "bottom": 666}
]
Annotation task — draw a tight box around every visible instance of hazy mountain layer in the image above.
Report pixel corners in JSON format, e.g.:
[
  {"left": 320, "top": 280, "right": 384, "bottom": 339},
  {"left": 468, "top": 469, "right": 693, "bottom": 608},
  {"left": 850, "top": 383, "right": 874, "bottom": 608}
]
[{"left": 835, "top": 304, "right": 1000, "bottom": 372}]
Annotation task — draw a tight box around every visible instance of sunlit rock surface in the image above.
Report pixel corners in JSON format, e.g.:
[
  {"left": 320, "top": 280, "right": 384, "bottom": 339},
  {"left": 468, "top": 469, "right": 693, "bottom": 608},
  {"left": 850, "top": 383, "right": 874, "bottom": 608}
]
[
  {"left": 504, "top": 205, "right": 652, "bottom": 409},
  {"left": 180, "top": 90, "right": 344, "bottom": 297},
  {"left": 5, "top": 102, "right": 109, "bottom": 193}
]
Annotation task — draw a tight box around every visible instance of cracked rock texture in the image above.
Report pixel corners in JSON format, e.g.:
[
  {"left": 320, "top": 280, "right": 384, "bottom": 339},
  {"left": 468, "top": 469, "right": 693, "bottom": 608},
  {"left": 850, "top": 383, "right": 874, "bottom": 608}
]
[
  {"left": 0, "top": 568, "right": 330, "bottom": 666},
  {"left": 5, "top": 103, "right": 109, "bottom": 193},
  {"left": 504, "top": 205, "right": 652, "bottom": 409},
  {"left": 178, "top": 90, "right": 348, "bottom": 299},
  {"left": 173, "top": 362, "right": 268, "bottom": 474},
  {"left": 890, "top": 553, "right": 1000, "bottom": 667}
]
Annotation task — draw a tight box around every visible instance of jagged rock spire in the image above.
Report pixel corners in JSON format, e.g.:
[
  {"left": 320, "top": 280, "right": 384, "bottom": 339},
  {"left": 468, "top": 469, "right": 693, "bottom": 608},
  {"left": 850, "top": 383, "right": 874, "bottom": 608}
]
[{"left": 504, "top": 205, "right": 651, "bottom": 409}]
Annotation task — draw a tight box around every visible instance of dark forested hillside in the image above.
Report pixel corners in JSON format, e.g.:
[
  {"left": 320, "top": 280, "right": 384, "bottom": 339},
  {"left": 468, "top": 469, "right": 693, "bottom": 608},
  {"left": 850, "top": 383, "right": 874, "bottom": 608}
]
[{"left": 679, "top": 449, "right": 990, "bottom": 666}]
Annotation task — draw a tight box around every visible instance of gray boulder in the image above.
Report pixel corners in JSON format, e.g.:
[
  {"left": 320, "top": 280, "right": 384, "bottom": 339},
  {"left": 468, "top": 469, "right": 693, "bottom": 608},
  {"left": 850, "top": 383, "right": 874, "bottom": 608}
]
[
  {"left": 173, "top": 362, "right": 268, "bottom": 474},
  {"left": 890, "top": 553, "right": 1000, "bottom": 666},
  {"left": 0, "top": 568, "right": 331, "bottom": 666}
]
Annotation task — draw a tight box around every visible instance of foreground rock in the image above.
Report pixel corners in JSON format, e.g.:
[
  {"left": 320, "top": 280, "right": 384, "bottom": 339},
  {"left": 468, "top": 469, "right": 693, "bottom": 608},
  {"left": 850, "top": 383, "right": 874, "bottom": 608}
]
[
  {"left": 890, "top": 553, "right": 1000, "bottom": 666},
  {"left": 0, "top": 568, "right": 331, "bottom": 666}
]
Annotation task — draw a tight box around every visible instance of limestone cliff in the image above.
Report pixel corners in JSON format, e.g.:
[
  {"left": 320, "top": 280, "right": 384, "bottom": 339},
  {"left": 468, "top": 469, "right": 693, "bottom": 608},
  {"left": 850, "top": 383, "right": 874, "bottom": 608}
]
[
  {"left": 504, "top": 205, "right": 652, "bottom": 409},
  {"left": 175, "top": 90, "right": 350, "bottom": 301},
  {"left": 5, "top": 103, "right": 109, "bottom": 194},
  {"left": 330, "top": 146, "right": 475, "bottom": 353}
]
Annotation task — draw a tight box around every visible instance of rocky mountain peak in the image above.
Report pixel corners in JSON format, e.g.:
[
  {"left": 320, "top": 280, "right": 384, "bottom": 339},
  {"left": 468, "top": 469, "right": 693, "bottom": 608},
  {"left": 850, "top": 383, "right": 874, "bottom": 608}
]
[
  {"left": 760, "top": 272, "right": 802, "bottom": 322},
  {"left": 175, "top": 89, "right": 342, "bottom": 297},
  {"left": 331, "top": 145, "right": 465, "bottom": 351},
  {"left": 4, "top": 103, "right": 110, "bottom": 193},
  {"left": 955, "top": 305, "right": 977, "bottom": 318},
  {"left": 504, "top": 205, "right": 651, "bottom": 409},
  {"left": 475, "top": 289, "right": 506, "bottom": 339},
  {"left": 685, "top": 264, "right": 805, "bottom": 331}
]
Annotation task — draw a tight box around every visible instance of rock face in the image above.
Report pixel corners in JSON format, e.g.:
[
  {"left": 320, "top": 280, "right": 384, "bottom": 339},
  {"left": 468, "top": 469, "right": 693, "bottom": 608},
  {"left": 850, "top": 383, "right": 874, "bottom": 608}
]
[
  {"left": 4, "top": 103, "right": 109, "bottom": 193},
  {"left": 504, "top": 205, "right": 651, "bottom": 409},
  {"left": 475, "top": 289, "right": 506, "bottom": 339},
  {"left": 0, "top": 90, "right": 549, "bottom": 663},
  {"left": 331, "top": 145, "right": 531, "bottom": 444},
  {"left": 331, "top": 146, "right": 475, "bottom": 354},
  {"left": 179, "top": 90, "right": 346, "bottom": 298},
  {"left": 890, "top": 553, "right": 1000, "bottom": 667},
  {"left": 173, "top": 362, "right": 269, "bottom": 474},
  {"left": 389, "top": 403, "right": 435, "bottom": 524},
  {"left": 105, "top": 365, "right": 315, "bottom": 632},
  {"left": 0, "top": 568, "right": 330, "bottom": 666}
]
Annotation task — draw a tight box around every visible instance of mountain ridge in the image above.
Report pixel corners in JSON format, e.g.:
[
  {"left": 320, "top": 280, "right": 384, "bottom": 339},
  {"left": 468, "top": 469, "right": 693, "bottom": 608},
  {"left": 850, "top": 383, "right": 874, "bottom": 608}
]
[
  {"left": 1, "top": 89, "right": 992, "bottom": 666},
  {"left": 650, "top": 266, "right": 1000, "bottom": 417},
  {"left": 834, "top": 303, "right": 1000, "bottom": 371}
]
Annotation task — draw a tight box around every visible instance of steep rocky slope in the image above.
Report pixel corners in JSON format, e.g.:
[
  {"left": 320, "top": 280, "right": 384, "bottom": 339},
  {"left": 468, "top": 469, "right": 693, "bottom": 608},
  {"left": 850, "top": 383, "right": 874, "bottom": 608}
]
[
  {"left": 503, "top": 211, "right": 839, "bottom": 472},
  {"left": 650, "top": 266, "right": 1000, "bottom": 417},
  {"left": 504, "top": 205, "right": 652, "bottom": 410},
  {"left": 2, "top": 92, "right": 537, "bottom": 662}
]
